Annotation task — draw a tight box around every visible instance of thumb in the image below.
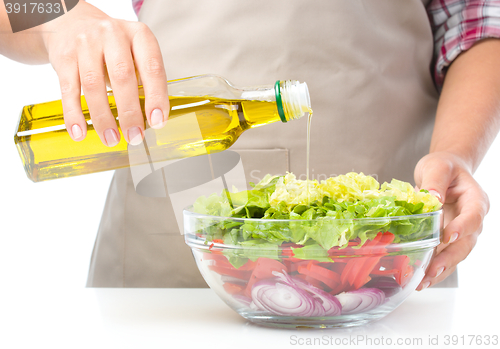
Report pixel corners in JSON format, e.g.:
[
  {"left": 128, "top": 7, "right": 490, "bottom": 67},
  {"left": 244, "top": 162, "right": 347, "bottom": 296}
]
[{"left": 414, "top": 155, "right": 455, "bottom": 203}]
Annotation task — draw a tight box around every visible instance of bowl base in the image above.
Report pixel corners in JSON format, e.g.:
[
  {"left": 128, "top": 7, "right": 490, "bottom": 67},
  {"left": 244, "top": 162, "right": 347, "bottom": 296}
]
[{"left": 239, "top": 312, "right": 388, "bottom": 329}]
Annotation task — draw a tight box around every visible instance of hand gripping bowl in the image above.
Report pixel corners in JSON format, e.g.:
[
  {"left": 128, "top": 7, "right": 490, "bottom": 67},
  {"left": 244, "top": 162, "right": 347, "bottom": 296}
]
[{"left": 184, "top": 208, "right": 442, "bottom": 328}]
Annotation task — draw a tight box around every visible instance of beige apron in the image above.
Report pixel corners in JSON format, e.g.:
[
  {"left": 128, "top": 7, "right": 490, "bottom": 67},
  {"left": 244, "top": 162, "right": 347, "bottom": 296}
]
[{"left": 87, "top": 0, "right": 457, "bottom": 287}]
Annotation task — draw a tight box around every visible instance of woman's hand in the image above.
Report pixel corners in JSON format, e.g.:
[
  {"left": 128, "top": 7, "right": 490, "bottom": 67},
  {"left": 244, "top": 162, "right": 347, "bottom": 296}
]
[
  {"left": 414, "top": 151, "right": 489, "bottom": 290},
  {"left": 41, "top": 1, "right": 169, "bottom": 146}
]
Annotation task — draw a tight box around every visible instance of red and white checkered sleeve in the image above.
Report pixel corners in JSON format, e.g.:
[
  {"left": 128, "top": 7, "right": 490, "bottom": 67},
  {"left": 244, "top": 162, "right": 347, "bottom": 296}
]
[{"left": 427, "top": 0, "right": 500, "bottom": 90}]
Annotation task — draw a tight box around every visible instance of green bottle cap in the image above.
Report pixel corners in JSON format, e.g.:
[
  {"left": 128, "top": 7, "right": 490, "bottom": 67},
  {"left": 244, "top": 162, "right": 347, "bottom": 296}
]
[{"left": 274, "top": 80, "right": 287, "bottom": 123}]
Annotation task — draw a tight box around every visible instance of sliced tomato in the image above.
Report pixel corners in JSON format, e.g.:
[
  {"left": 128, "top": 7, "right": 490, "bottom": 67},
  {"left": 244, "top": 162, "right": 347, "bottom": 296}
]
[
  {"left": 223, "top": 282, "right": 245, "bottom": 295},
  {"left": 202, "top": 253, "right": 229, "bottom": 262},
  {"left": 298, "top": 263, "right": 341, "bottom": 289},
  {"left": 400, "top": 264, "right": 414, "bottom": 287},
  {"left": 288, "top": 260, "right": 317, "bottom": 273},
  {"left": 249, "top": 258, "right": 287, "bottom": 279},
  {"left": 282, "top": 257, "right": 301, "bottom": 272},
  {"left": 281, "top": 243, "right": 302, "bottom": 258},
  {"left": 316, "top": 262, "right": 344, "bottom": 276},
  {"left": 294, "top": 274, "right": 327, "bottom": 290},
  {"left": 309, "top": 263, "right": 341, "bottom": 283},
  {"left": 363, "top": 275, "right": 372, "bottom": 285},
  {"left": 244, "top": 258, "right": 288, "bottom": 296},
  {"left": 203, "top": 253, "right": 256, "bottom": 271},
  {"left": 379, "top": 232, "right": 395, "bottom": 245},
  {"left": 329, "top": 283, "right": 346, "bottom": 295},
  {"left": 377, "top": 255, "right": 396, "bottom": 270},
  {"left": 329, "top": 282, "right": 354, "bottom": 296},
  {"left": 237, "top": 259, "right": 258, "bottom": 271},
  {"left": 353, "top": 257, "right": 380, "bottom": 289},
  {"left": 328, "top": 247, "right": 355, "bottom": 256},
  {"left": 334, "top": 233, "right": 396, "bottom": 289},
  {"left": 329, "top": 262, "right": 348, "bottom": 275},
  {"left": 363, "top": 232, "right": 383, "bottom": 253},
  {"left": 340, "top": 259, "right": 355, "bottom": 285},
  {"left": 207, "top": 265, "right": 252, "bottom": 280},
  {"left": 393, "top": 255, "right": 412, "bottom": 286},
  {"left": 330, "top": 258, "right": 349, "bottom": 263},
  {"left": 282, "top": 248, "right": 294, "bottom": 257},
  {"left": 327, "top": 233, "right": 396, "bottom": 294},
  {"left": 370, "top": 268, "right": 399, "bottom": 276},
  {"left": 341, "top": 255, "right": 373, "bottom": 286},
  {"left": 327, "top": 240, "right": 360, "bottom": 256},
  {"left": 211, "top": 258, "right": 234, "bottom": 270}
]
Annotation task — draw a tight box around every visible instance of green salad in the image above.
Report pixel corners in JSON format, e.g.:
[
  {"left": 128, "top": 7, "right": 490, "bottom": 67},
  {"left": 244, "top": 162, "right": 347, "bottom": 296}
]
[{"left": 192, "top": 172, "right": 442, "bottom": 265}]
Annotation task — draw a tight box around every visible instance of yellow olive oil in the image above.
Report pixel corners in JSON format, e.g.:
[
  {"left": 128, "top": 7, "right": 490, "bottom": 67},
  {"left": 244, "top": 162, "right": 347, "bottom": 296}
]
[
  {"left": 15, "top": 76, "right": 311, "bottom": 182},
  {"left": 306, "top": 110, "right": 313, "bottom": 202},
  {"left": 15, "top": 95, "right": 285, "bottom": 182}
]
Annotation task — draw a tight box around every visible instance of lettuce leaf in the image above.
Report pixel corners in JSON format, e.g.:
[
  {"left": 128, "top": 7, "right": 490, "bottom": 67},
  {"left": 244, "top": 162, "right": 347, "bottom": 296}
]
[{"left": 192, "top": 172, "right": 441, "bottom": 255}]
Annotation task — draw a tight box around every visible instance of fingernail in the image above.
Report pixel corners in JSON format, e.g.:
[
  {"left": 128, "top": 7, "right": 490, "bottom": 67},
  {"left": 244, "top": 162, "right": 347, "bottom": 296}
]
[
  {"left": 104, "top": 128, "right": 119, "bottom": 147},
  {"left": 428, "top": 190, "right": 442, "bottom": 202},
  {"left": 150, "top": 108, "right": 165, "bottom": 129},
  {"left": 436, "top": 266, "right": 445, "bottom": 278},
  {"left": 421, "top": 281, "right": 431, "bottom": 290},
  {"left": 71, "top": 124, "right": 83, "bottom": 140},
  {"left": 128, "top": 127, "right": 143, "bottom": 145},
  {"left": 448, "top": 232, "right": 459, "bottom": 244}
]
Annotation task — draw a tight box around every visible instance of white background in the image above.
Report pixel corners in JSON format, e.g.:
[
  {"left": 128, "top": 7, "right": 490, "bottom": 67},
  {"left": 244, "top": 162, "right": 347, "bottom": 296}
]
[
  {"left": 0, "top": 0, "right": 499, "bottom": 346},
  {"left": 0, "top": 0, "right": 136, "bottom": 293}
]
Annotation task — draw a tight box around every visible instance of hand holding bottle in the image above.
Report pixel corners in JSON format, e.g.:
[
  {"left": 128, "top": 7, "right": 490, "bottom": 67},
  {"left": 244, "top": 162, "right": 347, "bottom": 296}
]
[
  {"left": 15, "top": 75, "right": 310, "bottom": 182},
  {"left": 39, "top": 1, "right": 169, "bottom": 145}
]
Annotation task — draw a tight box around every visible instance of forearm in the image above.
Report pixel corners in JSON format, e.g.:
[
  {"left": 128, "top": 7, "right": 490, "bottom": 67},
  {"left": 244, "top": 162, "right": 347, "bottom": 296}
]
[{"left": 431, "top": 38, "right": 500, "bottom": 173}]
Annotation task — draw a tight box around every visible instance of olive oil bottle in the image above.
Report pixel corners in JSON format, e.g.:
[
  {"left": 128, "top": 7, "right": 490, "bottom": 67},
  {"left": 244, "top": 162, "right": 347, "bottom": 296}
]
[{"left": 15, "top": 75, "right": 311, "bottom": 182}]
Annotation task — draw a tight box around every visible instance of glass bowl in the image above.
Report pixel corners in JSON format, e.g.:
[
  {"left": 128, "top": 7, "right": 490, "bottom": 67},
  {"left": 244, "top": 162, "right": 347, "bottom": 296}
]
[{"left": 184, "top": 207, "right": 442, "bottom": 328}]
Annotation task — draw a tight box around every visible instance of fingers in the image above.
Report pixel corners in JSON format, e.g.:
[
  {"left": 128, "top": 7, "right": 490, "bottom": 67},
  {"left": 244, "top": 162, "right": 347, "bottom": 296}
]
[
  {"left": 441, "top": 176, "right": 489, "bottom": 245},
  {"left": 51, "top": 18, "right": 165, "bottom": 146},
  {"left": 416, "top": 232, "right": 479, "bottom": 290},
  {"left": 413, "top": 153, "right": 490, "bottom": 292},
  {"left": 103, "top": 24, "right": 144, "bottom": 145},
  {"left": 78, "top": 34, "right": 120, "bottom": 147},
  {"left": 414, "top": 154, "right": 455, "bottom": 203},
  {"left": 55, "top": 55, "right": 86, "bottom": 141},
  {"left": 443, "top": 203, "right": 487, "bottom": 245},
  {"left": 130, "top": 22, "right": 169, "bottom": 129}
]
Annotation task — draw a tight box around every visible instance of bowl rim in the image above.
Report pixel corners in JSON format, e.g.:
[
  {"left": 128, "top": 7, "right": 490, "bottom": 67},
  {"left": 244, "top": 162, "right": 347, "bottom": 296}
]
[
  {"left": 183, "top": 205, "right": 443, "bottom": 223},
  {"left": 184, "top": 207, "right": 442, "bottom": 251}
]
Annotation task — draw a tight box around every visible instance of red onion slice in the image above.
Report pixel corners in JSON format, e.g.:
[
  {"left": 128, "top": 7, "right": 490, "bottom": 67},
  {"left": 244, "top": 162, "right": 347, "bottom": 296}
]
[
  {"left": 251, "top": 279, "right": 324, "bottom": 317},
  {"left": 335, "top": 288, "right": 385, "bottom": 315},
  {"left": 365, "top": 276, "right": 402, "bottom": 297},
  {"left": 253, "top": 270, "right": 341, "bottom": 317},
  {"left": 283, "top": 274, "right": 342, "bottom": 316}
]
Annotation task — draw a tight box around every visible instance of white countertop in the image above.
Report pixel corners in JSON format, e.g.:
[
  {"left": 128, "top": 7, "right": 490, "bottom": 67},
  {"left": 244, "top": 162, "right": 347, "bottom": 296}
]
[{"left": 2, "top": 287, "right": 498, "bottom": 349}]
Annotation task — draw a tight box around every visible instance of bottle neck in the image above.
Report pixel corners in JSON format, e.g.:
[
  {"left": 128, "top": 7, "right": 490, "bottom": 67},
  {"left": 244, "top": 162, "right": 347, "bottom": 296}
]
[
  {"left": 239, "top": 79, "right": 311, "bottom": 123},
  {"left": 276, "top": 80, "right": 311, "bottom": 122}
]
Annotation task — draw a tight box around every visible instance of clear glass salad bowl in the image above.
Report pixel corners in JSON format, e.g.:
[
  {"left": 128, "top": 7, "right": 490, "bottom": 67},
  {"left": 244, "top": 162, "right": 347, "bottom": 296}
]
[{"left": 184, "top": 207, "right": 442, "bottom": 328}]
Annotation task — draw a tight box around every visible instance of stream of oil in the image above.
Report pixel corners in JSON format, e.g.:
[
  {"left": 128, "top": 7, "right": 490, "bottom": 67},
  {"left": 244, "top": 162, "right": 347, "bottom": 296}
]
[{"left": 306, "top": 110, "right": 313, "bottom": 203}]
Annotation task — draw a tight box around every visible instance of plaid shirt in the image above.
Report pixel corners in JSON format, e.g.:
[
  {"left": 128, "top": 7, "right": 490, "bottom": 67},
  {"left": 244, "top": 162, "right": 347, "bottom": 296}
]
[
  {"left": 132, "top": 0, "right": 500, "bottom": 90},
  {"left": 428, "top": 0, "right": 500, "bottom": 88}
]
